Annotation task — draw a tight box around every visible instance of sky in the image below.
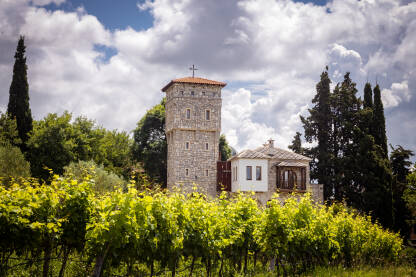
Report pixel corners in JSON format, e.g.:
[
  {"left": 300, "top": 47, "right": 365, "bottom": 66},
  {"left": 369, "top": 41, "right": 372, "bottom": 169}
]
[{"left": 0, "top": 0, "right": 415, "bottom": 158}]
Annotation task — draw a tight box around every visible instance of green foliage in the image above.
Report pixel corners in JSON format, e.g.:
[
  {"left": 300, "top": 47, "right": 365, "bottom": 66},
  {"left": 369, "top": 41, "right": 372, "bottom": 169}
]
[
  {"left": 132, "top": 98, "right": 167, "bottom": 186},
  {"left": 301, "top": 70, "right": 394, "bottom": 228},
  {"left": 27, "top": 112, "right": 76, "bottom": 180},
  {"left": 363, "top": 82, "right": 373, "bottom": 109},
  {"left": 0, "top": 176, "right": 93, "bottom": 276},
  {"left": 404, "top": 165, "right": 416, "bottom": 226},
  {"left": 7, "top": 36, "right": 33, "bottom": 148},
  {"left": 0, "top": 181, "right": 404, "bottom": 276},
  {"left": 0, "top": 111, "right": 22, "bottom": 146},
  {"left": 0, "top": 144, "right": 31, "bottom": 186},
  {"left": 372, "top": 84, "right": 388, "bottom": 158},
  {"left": 63, "top": 160, "right": 126, "bottom": 194},
  {"left": 219, "top": 134, "right": 232, "bottom": 161},
  {"left": 27, "top": 112, "right": 132, "bottom": 181},
  {"left": 288, "top": 131, "right": 304, "bottom": 155},
  {"left": 301, "top": 68, "right": 332, "bottom": 200},
  {"left": 390, "top": 146, "right": 414, "bottom": 236}
]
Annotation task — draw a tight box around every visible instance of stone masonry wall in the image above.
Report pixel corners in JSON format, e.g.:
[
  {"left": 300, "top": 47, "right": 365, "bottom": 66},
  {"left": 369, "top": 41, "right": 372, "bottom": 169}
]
[{"left": 165, "top": 82, "right": 222, "bottom": 197}]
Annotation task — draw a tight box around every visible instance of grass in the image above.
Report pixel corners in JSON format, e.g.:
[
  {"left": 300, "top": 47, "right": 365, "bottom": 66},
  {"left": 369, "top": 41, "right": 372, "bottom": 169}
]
[
  {"left": 301, "top": 265, "right": 416, "bottom": 277},
  {"left": 229, "top": 265, "right": 416, "bottom": 277}
]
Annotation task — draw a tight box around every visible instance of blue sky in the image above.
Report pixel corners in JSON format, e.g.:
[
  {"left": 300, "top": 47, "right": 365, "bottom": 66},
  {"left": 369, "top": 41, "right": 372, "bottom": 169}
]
[
  {"left": 42, "top": 0, "right": 153, "bottom": 31},
  {"left": 0, "top": 0, "right": 415, "bottom": 157}
]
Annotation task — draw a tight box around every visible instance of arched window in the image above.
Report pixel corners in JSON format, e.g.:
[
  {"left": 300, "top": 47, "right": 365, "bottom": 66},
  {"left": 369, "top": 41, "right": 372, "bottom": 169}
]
[{"left": 280, "top": 170, "right": 297, "bottom": 190}]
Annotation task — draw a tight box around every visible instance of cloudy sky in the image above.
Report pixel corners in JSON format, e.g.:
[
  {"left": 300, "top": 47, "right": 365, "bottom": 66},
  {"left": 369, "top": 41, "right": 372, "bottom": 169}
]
[{"left": 0, "top": 0, "right": 415, "bottom": 156}]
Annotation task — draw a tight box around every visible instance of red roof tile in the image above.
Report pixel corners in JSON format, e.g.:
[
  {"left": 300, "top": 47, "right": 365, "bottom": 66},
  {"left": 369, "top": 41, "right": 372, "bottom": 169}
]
[{"left": 162, "top": 77, "right": 227, "bottom": 92}]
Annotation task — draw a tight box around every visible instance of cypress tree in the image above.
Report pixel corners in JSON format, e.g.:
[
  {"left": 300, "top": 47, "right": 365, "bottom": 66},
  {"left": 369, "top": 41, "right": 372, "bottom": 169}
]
[
  {"left": 363, "top": 82, "right": 373, "bottom": 109},
  {"left": 288, "top": 132, "right": 303, "bottom": 155},
  {"left": 331, "top": 73, "right": 361, "bottom": 202},
  {"left": 301, "top": 67, "right": 332, "bottom": 200},
  {"left": 7, "top": 36, "right": 33, "bottom": 149},
  {"left": 372, "top": 84, "right": 388, "bottom": 157}
]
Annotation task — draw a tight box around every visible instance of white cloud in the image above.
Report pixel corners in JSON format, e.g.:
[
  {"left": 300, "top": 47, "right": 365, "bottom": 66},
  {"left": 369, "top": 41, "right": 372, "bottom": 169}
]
[
  {"left": 31, "top": 0, "right": 65, "bottom": 6},
  {"left": 0, "top": 0, "right": 415, "bottom": 156},
  {"left": 382, "top": 80, "right": 411, "bottom": 108}
]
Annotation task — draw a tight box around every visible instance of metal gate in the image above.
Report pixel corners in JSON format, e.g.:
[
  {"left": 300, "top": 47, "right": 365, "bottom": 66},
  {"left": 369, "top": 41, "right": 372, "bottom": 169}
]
[{"left": 217, "top": 161, "right": 231, "bottom": 191}]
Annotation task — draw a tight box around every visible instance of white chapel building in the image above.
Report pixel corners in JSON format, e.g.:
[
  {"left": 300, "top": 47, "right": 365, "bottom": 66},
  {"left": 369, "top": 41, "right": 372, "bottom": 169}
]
[{"left": 162, "top": 75, "right": 323, "bottom": 204}]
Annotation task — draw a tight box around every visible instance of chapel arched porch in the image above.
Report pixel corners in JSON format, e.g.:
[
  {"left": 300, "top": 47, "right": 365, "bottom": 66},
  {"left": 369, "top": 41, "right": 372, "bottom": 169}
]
[{"left": 275, "top": 161, "right": 307, "bottom": 192}]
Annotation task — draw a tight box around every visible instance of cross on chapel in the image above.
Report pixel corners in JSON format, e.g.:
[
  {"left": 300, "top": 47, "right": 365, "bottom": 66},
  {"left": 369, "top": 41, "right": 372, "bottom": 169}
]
[{"left": 189, "top": 64, "right": 198, "bottom": 78}]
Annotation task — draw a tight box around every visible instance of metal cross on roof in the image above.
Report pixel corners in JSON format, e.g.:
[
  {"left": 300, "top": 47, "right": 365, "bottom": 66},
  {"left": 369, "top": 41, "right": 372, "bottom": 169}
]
[{"left": 189, "top": 64, "right": 198, "bottom": 78}]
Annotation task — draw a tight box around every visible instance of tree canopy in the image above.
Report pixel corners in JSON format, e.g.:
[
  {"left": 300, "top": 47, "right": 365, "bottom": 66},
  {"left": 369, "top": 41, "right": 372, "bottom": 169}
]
[
  {"left": 0, "top": 111, "right": 21, "bottom": 147},
  {"left": 390, "top": 145, "right": 414, "bottom": 236},
  {"left": 132, "top": 98, "right": 167, "bottom": 186},
  {"left": 0, "top": 144, "right": 31, "bottom": 186},
  {"left": 288, "top": 131, "right": 304, "bottom": 155},
  {"left": 27, "top": 112, "right": 132, "bottom": 181},
  {"left": 219, "top": 134, "right": 232, "bottom": 161}
]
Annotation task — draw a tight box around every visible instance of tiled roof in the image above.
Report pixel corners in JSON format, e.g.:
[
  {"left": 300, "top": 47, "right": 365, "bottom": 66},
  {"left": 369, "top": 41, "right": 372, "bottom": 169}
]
[
  {"left": 254, "top": 144, "right": 311, "bottom": 161},
  {"left": 229, "top": 143, "right": 311, "bottom": 162},
  {"left": 275, "top": 161, "right": 308, "bottom": 167},
  {"left": 232, "top": 149, "right": 270, "bottom": 159},
  {"left": 162, "top": 77, "right": 227, "bottom": 92}
]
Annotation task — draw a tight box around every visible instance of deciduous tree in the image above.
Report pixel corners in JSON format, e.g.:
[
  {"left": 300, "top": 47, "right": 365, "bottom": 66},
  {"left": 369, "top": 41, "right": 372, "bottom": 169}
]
[
  {"left": 132, "top": 98, "right": 167, "bottom": 186},
  {"left": 390, "top": 145, "right": 414, "bottom": 236},
  {"left": 219, "top": 134, "right": 232, "bottom": 161}
]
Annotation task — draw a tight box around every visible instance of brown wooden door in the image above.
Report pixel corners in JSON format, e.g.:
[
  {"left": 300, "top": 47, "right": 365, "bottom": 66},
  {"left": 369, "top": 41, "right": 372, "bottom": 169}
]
[{"left": 217, "top": 161, "right": 231, "bottom": 191}]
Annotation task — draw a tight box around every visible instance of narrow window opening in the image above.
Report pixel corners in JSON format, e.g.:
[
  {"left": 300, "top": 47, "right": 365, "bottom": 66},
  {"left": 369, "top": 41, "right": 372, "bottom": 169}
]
[
  {"left": 185, "top": 168, "right": 189, "bottom": 176},
  {"left": 256, "top": 166, "right": 262, "bottom": 181},
  {"left": 206, "top": 110, "right": 210, "bottom": 120},
  {"left": 205, "top": 170, "right": 209, "bottom": 177},
  {"left": 185, "top": 142, "right": 190, "bottom": 150},
  {"left": 186, "top": 109, "right": 191, "bottom": 119},
  {"left": 205, "top": 143, "right": 209, "bottom": 150},
  {"left": 246, "top": 166, "right": 252, "bottom": 180}
]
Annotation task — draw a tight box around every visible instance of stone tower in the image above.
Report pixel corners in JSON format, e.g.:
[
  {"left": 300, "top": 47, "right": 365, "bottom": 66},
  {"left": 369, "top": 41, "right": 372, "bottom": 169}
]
[{"left": 162, "top": 77, "right": 226, "bottom": 196}]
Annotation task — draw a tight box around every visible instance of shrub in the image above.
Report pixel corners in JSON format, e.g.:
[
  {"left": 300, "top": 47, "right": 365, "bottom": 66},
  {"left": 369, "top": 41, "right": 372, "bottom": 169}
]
[
  {"left": 63, "top": 160, "right": 125, "bottom": 194},
  {"left": 0, "top": 144, "right": 30, "bottom": 186}
]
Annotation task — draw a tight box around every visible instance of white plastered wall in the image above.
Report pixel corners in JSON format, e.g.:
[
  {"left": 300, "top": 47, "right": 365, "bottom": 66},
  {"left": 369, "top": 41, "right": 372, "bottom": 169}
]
[{"left": 231, "top": 158, "right": 268, "bottom": 192}]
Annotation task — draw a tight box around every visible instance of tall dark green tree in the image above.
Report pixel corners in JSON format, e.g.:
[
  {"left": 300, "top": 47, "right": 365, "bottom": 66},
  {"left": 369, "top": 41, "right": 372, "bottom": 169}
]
[
  {"left": 331, "top": 73, "right": 361, "bottom": 202},
  {"left": 301, "top": 67, "right": 332, "bottom": 200},
  {"left": 372, "top": 84, "right": 388, "bottom": 157},
  {"left": 132, "top": 98, "right": 167, "bottom": 187},
  {"left": 288, "top": 131, "right": 304, "bottom": 155},
  {"left": 7, "top": 36, "right": 33, "bottom": 149},
  {"left": 390, "top": 145, "right": 414, "bottom": 236},
  {"left": 352, "top": 116, "right": 393, "bottom": 228},
  {"left": 363, "top": 82, "right": 373, "bottom": 109}
]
